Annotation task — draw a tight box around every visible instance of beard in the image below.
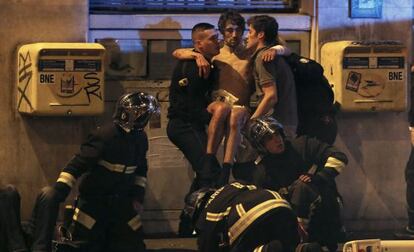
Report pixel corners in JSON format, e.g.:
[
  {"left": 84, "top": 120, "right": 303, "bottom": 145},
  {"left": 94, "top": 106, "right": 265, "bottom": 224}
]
[{"left": 225, "top": 38, "right": 241, "bottom": 48}]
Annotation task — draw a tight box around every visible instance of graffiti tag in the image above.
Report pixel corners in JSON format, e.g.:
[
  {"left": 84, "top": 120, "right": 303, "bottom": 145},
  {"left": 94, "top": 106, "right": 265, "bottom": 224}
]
[
  {"left": 17, "top": 51, "right": 33, "bottom": 110},
  {"left": 84, "top": 72, "right": 102, "bottom": 103}
]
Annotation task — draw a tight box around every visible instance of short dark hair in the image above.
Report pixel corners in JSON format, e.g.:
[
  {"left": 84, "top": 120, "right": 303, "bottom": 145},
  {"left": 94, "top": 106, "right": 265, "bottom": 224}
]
[
  {"left": 191, "top": 22, "right": 215, "bottom": 43},
  {"left": 247, "top": 15, "right": 279, "bottom": 46},
  {"left": 218, "top": 10, "right": 245, "bottom": 35}
]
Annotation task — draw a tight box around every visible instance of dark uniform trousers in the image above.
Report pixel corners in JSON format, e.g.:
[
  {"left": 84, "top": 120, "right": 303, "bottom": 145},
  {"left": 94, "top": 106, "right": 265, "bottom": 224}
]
[
  {"left": 167, "top": 118, "right": 221, "bottom": 235},
  {"left": 197, "top": 182, "right": 299, "bottom": 252},
  {"left": 288, "top": 180, "right": 344, "bottom": 252},
  {"left": 51, "top": 123, "right": 149, "bottom": 252},
  {"left": 167, "top": 118, "right": 219, "bottom": 192},
  {"left": 67, "top": 195, "right": 145, "bottom": 252}
]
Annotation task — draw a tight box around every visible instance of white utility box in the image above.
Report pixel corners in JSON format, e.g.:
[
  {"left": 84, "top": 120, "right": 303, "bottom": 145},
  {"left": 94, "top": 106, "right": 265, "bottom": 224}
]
[
  {"left": 321, "top": 40, "right": 407, "bottom": 112},
  {"left": 17, "top": 43, "right": 105, "bottom": 116}
]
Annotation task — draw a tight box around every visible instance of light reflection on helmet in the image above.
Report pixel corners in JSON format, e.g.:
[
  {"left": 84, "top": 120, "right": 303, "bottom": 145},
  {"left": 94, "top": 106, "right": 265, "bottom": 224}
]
[
  {"left": 113, "top": 92, "right": 160, "bottom": 132},
  {"left": 247, "top": 116, "right": 285, "bottom": 154},
  {"left": 184, "top": 187, "right": 216, "bottom": 224}
]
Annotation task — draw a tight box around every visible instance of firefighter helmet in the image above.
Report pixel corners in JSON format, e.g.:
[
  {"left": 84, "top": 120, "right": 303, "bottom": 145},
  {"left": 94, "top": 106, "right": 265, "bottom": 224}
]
[
  {"left": 113, "top": 92, "right": 160, "bottom": 131},
  {"left": 183, "top": 187, "right": 216, "bottom": 224},
  {"left": 247, "top": 116, "right": 285, "bottom": 153}
]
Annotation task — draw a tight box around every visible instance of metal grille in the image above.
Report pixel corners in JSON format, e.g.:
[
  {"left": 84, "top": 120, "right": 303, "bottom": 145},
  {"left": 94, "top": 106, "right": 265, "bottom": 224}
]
[{"left": 90, "top": 0, "right": 298, "bottom": 13}]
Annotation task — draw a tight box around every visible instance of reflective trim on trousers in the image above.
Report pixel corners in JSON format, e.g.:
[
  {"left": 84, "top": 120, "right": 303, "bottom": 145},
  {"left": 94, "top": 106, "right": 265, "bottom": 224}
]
[
  {"left": 128, "top": 214, "right": 142, "bottom": 231},
  {"left": 73, "top": 208, "right": 96, "bottom": 230}
]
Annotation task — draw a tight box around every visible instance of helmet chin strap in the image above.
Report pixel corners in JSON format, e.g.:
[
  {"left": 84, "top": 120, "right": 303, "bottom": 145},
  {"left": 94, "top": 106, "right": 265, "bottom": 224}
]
[{"left": 118, "top": 123, "right": 132, "bottom": 133}]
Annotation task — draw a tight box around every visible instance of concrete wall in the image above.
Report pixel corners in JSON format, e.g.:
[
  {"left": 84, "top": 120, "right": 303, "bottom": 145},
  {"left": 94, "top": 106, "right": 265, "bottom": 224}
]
[
  {"left": 0, "top": 0, "right": 92, "bottom": 218},
  {"left": 316, "top": 0, "right": 413, "bottom": 231}
]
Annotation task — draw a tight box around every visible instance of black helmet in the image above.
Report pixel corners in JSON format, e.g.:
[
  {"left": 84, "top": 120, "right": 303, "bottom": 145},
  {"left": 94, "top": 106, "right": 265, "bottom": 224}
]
[
  {"left": 247, "top": 116, "right": 285, "bottom": 153},
  {"left": 113, "top": 92, "right": 160, "bottom": 132},
  {"left": 183, "top": 187, "right": 216, "bottom": 224}
]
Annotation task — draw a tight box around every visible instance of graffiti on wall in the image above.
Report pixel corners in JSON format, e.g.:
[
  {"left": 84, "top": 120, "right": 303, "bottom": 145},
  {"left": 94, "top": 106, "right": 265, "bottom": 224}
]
[
  {"left": 57, "top": 72, "right": 102, "bottom": 104},
  {"left": 17, "top": 51, "right": 34, "bottom": 110}
]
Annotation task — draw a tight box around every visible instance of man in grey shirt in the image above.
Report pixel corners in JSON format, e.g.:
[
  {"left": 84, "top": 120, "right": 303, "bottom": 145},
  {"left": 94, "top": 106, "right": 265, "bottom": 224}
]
[{"left": 246, "top": 15, "right": 297, "bottom": 133}]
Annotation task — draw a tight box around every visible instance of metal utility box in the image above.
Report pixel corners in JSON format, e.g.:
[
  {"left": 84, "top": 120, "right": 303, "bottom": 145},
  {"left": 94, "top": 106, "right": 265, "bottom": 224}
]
[
  {"left": 17, "top": 43, "right": 105, "bottom": 116},
  {"left": 321, "top": 40, "right": 407, "bottom": 112},
  {"left": 342, "top": 239, "right": 414, "bottom": 252}
]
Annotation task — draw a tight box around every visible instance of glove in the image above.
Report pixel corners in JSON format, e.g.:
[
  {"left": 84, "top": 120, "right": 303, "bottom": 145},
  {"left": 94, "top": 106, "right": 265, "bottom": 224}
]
[
  {"left": 53, "top": 183, "right": 71, "bottom": 203},
  {"left": 314, "top": 168, "right": 337, "bottom": 186},
  {"left": 298, "top": 172, "right": 332, "bottom": 187}
]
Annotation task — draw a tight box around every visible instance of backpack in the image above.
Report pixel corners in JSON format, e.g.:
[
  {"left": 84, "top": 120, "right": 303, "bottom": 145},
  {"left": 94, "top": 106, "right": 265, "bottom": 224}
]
[{"left": 284, "top": 53, "right": 336, "bottom": 118}]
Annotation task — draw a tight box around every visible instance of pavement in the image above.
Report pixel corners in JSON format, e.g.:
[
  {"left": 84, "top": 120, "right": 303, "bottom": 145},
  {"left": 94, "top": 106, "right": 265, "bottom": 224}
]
[
  {"left": 146, "top": 238, "right": 197, "bottom": 251},
  {"left": 144, "top": 230, "right": 414, "bottom": 252}
]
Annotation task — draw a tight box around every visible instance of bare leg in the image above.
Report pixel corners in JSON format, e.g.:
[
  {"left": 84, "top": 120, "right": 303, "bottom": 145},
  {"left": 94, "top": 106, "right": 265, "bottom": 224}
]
[
  {"left": 206, "top": 101, "right": 231, "bottom": 155},
  {"left": 223, "top": 106, "right": 249, "bottom": 164},
  {"left": 216, "top": 107, "right": 248, "bottom": 186}
]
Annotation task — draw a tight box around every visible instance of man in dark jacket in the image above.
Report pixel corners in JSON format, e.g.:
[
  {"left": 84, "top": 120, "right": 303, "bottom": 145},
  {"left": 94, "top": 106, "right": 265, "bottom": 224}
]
[
  {"left": 244, "top": 116, "right": 348, "bottom": 252},
  {"left": 167, "top": 22, "right": 221, "bottom": 236}
]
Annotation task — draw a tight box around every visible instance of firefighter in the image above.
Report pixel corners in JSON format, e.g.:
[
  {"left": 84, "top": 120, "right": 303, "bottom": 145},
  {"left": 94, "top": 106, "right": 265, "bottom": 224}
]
[
  {"left": 243, "top": 116, "right": 348, "bottom": 252},
  {"left": 51, "top": 91, "right": 159, "bottom": 251},
  {"left": 185, "top": 182, "right": 322, "bottom": 252}
]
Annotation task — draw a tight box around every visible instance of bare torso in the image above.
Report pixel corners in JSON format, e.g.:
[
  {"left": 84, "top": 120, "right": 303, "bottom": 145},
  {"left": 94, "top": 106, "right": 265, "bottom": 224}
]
[{"left": 213, "top": 45, "right": 252, "bottom": 106}]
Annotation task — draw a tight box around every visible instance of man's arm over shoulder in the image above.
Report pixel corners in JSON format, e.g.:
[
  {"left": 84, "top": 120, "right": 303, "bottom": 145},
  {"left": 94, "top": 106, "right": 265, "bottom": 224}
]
[
  {"left": 261, "top": 44, "right": 292, "bottom": 62},
  {"left": 172, "top": 48, "right": 197, "bottom": 59},
  {"left": 172, "top": 48, "right": 211, "bottom": 79}
]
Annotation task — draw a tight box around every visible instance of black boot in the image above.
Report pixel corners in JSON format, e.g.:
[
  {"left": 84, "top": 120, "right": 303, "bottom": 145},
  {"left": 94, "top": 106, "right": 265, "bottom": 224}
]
[
  {"left": 394, "top": 207, "right": 414, "bottom": 239},
  {"left": 198, "top": 154, "right": 221, "bottom": 188},
  {"left": 178, "top": 210, "right": 195, "bottom": 238}
]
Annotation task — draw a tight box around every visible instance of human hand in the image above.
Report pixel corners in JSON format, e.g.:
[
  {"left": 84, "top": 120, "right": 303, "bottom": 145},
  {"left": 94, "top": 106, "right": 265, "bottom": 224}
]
[
  {"left": 299, "top": 174, "right": 313, "bottom": 183},
  {"left": 194, "top": 53, "right": 211, "bottom": 79},
  {"left": 261, "top": 48, "right": 277, "bottom": 62}
]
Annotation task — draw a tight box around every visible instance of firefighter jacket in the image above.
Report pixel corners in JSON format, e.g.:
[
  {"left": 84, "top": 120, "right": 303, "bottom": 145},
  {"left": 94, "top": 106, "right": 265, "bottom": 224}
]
[
  {"left": 167, "top": 57, "right": 215, "bottom": 128},
  {"left": 54, "top": 122, "right": 148, "bottom": 203},
  {"left": 256, "top": 135, "right": 348, "bottom": 192},
  {"left": 196, "top": 181, "right": 299, "bottom": 252}
]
